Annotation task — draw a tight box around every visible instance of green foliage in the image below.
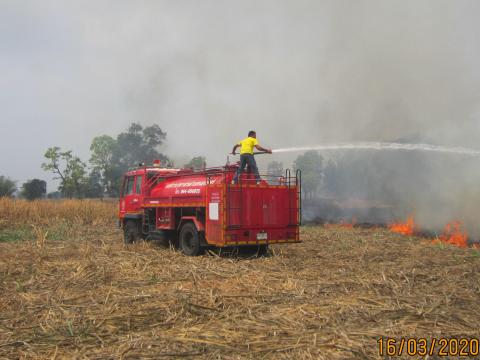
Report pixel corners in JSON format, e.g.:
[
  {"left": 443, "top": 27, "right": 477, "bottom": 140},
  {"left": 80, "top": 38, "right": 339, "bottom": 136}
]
[
  {"left": 0, "top": 176, "right": 16, "bottom": 197},
  {"left": 0, "top": 222, "right": 76, "bottom": 243},
  {"left": 84, "top": 170, "right": 104, "bottom": 198},
  {"left": 21, "top": 179, "right": 47, "bottom": 200},
  {"left": 90, "top": 135, "right": 117, "bottom": 196},
  {"left": 294, "top": 151, "right": 324, "bottom": 199},
  {"left": 113, "top": 123, "right": 169, "bottom": 171},
  {"left": 90, "top": 123, "right": 170, "bottom": 196},
  {"left": 47, "top": 191, "right": 61, "bottom": 199},
  {"left": 184, "top": 156, "right": 206, "bottom": 170},
  {"left": 42, "top": 147, "right": 66, "bottom": 181},
  {"left": 0, "top": 228, "right": 32, "bottom": 242},
  {"left": 43, "top": 123, "right": 170, "bottom": 198},
  {"left": 42, "top": 147, "right": 88, "bottom": 198},
  {"left": 47, "top": 220, "right": 70, "bottom": 241}
]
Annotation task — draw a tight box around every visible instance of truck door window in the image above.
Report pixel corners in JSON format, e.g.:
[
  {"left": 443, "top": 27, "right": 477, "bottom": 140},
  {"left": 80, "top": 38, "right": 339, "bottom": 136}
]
[
  {"left": 124, "top": 176, "right": 134, "bottom": 196},
  {"left": 135, "top": 175, "right": 143, "bottom": 194}
]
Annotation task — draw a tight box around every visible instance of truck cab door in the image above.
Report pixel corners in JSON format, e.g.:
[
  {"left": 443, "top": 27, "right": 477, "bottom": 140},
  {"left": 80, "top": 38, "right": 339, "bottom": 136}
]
[{"left": 120, "top": 175, "right": 143, "bottom": 215}]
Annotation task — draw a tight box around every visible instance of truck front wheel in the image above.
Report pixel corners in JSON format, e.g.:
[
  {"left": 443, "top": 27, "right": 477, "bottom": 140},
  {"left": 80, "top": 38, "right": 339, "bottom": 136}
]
[
  {"left": 179, "top": 222, "right": 201, "bottom": 256},
  {"left": 124, "top": 220, "right": 141, "bottom": 244}
]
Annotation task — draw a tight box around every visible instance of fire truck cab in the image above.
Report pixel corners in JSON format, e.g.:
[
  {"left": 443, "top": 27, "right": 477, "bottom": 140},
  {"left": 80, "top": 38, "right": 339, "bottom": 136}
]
[{"left": 119, "top": 162, "right": 301, "bottom": 255}]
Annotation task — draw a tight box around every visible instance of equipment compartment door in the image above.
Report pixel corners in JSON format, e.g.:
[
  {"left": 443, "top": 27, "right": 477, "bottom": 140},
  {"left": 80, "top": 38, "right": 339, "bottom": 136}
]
[
  {"left": 233, "top": 187, "right": 291, "bottom": 228},
  {"left": 205, "top": 185, "right": 224, "bottom": 244}
]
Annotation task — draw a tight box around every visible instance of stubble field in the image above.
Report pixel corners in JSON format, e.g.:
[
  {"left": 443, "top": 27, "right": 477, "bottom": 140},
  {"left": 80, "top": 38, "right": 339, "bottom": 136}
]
[{"left": 1, "top": 198, "right": 479, "bottom": 359}]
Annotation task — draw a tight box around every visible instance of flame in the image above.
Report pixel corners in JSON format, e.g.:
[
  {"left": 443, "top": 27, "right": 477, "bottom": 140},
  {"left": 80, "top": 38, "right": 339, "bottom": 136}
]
[
  {"left": 437, "top": 221, "right": 468, "bottom": 248},
  {"left": 339, "top": 217, "right": 356, "bottom": 228},
  {"left": 324, "top": 217, "right": 356, "bottom": 229},
  {"left": 389, "top": 216, "right": 416, "bottom": 236}
]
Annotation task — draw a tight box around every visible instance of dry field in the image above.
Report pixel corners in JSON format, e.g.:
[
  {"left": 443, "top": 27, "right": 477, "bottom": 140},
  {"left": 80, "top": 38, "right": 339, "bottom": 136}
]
[{"left": 1, "top": 199, "right": 480, "bottom": 359}]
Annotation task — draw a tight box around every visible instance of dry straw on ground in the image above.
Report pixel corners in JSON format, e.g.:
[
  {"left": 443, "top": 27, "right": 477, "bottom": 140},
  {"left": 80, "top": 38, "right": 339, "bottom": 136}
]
[
  {"left": 0, "top": 198, "right": 116, "bottom": 230},
  {"left": 1, "top": 200, "right": 479, "bottom": 359}
]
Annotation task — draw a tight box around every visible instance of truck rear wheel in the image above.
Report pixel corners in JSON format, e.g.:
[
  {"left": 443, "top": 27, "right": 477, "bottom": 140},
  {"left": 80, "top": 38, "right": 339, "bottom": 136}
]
[
  {"left": 124, "top": 220, "right": 141, "bottom": 244},
  {"left": 179, "top": 222, "right": 201, "bottom": 256}
]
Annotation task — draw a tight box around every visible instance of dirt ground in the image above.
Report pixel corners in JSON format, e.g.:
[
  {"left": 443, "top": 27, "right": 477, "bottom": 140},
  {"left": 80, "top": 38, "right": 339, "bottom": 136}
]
[{"left": 1, "top": 225, "right": 479, "bottom": 359}]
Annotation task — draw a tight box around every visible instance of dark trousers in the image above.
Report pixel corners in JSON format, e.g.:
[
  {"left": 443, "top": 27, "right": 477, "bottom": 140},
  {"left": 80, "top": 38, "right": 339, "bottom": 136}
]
[{"left": 233, "top": 154, "right": 260, "bottom": 183}]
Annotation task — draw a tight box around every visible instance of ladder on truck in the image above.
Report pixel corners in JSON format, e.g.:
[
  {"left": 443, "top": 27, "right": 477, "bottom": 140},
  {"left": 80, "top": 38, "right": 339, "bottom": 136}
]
[{"left": 286, "top": 169, "right": 302, "bottom": 227}]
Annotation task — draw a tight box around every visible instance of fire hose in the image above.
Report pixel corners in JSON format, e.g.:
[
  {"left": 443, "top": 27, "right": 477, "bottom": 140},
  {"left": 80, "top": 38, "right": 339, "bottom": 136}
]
[{"left": 230, "top": 151, "right": 271, "bottom": 156}]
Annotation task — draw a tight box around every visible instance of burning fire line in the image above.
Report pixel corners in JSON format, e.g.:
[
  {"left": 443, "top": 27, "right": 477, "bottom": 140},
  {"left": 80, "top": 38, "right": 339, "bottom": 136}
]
[
  {"left": 389, "top": 216, "right": 471, "bottom": 249},
  {"left": 339, "top": 217, "right": 356, "bottom": 228},
  {"left": 434, "top": 221, "right": 468, "bottom": 248},
  {"left": 325, "top": 217, "right": 357, "bottom": 229},
  {"left": 389, "top": 216, "right": 416, "bottom": 236}
]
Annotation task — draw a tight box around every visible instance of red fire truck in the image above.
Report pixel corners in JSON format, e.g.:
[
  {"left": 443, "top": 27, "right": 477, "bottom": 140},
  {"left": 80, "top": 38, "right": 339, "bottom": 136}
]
[{"left": 119, "top": 161, "right": 301, "bottom": 255}]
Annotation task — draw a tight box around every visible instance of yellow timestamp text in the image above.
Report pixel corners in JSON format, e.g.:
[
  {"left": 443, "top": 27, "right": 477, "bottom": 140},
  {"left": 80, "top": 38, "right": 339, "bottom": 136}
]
[{"left": 377, "top": 337, "right": 480, "bottom": 357}]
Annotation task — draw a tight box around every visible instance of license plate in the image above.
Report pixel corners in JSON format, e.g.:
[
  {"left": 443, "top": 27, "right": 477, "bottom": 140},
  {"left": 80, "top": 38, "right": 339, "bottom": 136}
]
[{"left": 256, "top": 232, "right": 268, "bottom": 240}]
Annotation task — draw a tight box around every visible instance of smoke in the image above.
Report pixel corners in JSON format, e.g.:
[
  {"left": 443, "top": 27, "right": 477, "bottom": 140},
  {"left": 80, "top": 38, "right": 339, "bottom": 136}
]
[{"left": 2, "top": 1, "right": 480, "bottom": 234}]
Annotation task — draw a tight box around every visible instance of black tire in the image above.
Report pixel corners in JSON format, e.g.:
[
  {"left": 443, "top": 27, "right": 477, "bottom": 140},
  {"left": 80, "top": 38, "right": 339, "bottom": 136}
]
[
  {"left": 124, "top": 220, "right": 141, "bottom": 244},
  {"left": 179, "top": 222, "right": 201, "bottom": 256}
]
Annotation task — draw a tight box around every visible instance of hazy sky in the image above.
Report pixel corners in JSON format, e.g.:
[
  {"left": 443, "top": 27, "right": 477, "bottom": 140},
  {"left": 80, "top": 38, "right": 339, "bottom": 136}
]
[{"left": 1, "top": 0, "right": 480, "bottom": 191}]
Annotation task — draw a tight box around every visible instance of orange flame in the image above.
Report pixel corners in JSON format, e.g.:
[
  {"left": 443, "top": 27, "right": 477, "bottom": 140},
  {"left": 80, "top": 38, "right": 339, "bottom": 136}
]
[
  {"left": 324, "top": 217, "right": 356, "bottom": 229},
  {"left": 389, "top": 216, "right": 416, "bottom": 236},
  {"left": 437, "top": 221, "right": 468, "bottom": 248},
  {"left": 339, "top": 217, "right": 356, "bottom": 228}
]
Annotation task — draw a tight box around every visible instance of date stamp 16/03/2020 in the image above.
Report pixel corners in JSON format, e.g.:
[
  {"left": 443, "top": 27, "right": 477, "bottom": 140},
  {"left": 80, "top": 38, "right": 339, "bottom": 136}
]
[{"left": 377, "top": 337, "right": 480, "bottom": 357}]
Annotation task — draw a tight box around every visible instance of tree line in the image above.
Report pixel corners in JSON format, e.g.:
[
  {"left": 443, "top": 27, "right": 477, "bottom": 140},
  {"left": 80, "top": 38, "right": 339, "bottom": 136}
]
[
  {"left": 0, "top": 123, "right": 207, "bottom": 200},
  {"left": 41, "top": 123, "right": 170, "bottom": 198},
  {"left": 0, "top": 176, "right": 46, "bottom": 200},
  {"left": 278, "top": 149, "right": 446, "bottom": 207},
  {"left": 1, "top": 132, "right": 326, "bottom": 200},
  {"left": 3, "top": 124, "right": 387, "bottom": 201}
]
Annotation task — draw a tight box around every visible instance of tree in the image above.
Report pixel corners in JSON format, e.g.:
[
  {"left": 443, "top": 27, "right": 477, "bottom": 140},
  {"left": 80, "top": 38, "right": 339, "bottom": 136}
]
[
  {"left": 113, "top": 123, "right": 169, "bottom": 171},
  {"left": 90, "top": 135, "right": 117, "bottom": 196},
  {"left": 294, "top": 151, "right": 324, "bottom": 199},
  {"left": 142, "top": 124, "right": 167, "bottom": 153},
  {"left": 84, "top": 170, "right": 104, "bottom": 198},
  {"left": 63, "top": 156, "right": 88, "bottom": 198},
  {"left": 323, "top": 159, "right": 340, "bottom": 196},
  {"left": 42, "top": 147, "right": 88, "bottom": 198},
  {"left": 0, "top": 176, "right": 16, "bottom": 197},
  {"left": 47, "top": 191, "right": 61, "bottom": 199},
  {"left": 90, "top": 123, "right": 170, "bottom": 196},
  {"left": 184, "top": 156, "right": 206, "bottom": 170},
  {"left": 21, "top": 179, "right": 47, "bottom": 200}
]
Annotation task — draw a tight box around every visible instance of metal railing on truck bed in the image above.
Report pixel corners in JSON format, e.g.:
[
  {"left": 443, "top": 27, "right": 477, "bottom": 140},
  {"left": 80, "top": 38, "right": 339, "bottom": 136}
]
[{"left": 140, "top": 165, "right": 301, "bottom": 228}]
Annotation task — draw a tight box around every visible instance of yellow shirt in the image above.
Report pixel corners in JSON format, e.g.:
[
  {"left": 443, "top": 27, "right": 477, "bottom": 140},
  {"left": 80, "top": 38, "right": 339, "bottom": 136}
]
[{"left": 238, "top": 137, "right": 258, "bottom": 155}]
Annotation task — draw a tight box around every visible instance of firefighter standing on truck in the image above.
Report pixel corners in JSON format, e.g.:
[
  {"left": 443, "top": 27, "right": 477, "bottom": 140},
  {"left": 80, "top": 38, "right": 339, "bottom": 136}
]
[{"left": 231, "top": 130, "right": 272, "bottom": 184}]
